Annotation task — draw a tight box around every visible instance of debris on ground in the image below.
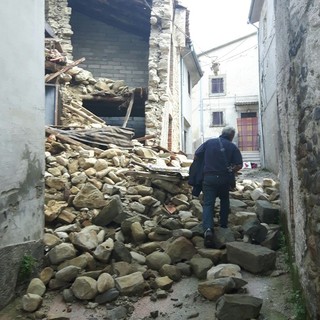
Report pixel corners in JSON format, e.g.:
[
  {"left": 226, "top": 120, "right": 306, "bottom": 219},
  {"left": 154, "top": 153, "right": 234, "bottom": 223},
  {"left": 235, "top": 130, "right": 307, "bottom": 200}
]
[{"left": 0, "top": 130, "right": 293, "bottom": 320}]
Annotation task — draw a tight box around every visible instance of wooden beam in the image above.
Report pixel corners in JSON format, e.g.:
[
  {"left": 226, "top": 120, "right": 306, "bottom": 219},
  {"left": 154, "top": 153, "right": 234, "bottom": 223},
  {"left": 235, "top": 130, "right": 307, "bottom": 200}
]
[
  {"left": 135, "top": 134, "right": 157, "bottom": 142},
  {"left": 45, "top": 127, "right": 103, "bottom": 154},
  {"left": 45, "top": 57, "right": 85, "bottom": 83},
  {"left": 122, "top": 92, "right": 135, "bottom": 128}
]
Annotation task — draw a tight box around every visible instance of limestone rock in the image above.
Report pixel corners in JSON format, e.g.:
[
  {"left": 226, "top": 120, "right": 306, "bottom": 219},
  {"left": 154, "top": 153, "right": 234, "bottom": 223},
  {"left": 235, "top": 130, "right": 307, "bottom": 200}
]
[
  {"left": 40, "top": 267, "right": 55, "bottom": 285},
  {"left": 190, "top": 256, "right": 213, "bottom": 280},
  {"left": 73, "top": 183, "right": 107, "bottom": 209},
  {"left": 207, "top": 264, "right": 242, "bottom": 280},
  {"left": 256, "top": 200, "right": 280, "bottom": 224},
  {"left": 94, "top": 238, "right": 114, "bottom": 263},
  {"left": 48, "top": 243, "right": 77, "bottom": 265},
  {"left": 226, "top": 242, "right": 276, "bottom": 274},
  {"left": 71, "top": 276, "right": 98, "bottom": 300},
  {"left": 198, "top": 277, "right": 236, "bottom": 301},
  {"left": 27, "top": 278, "right": 46, "bottom": 297},
  {"left": 55, "top": 266, "right": 81, "bottom": 282},
  {"left": 115, "top": 271, "right": 145, "bottom": 296},
  {"left": 22, "top": 293, "right": 43, "bottom": 312},
  {"left": 146, "top": 251, "right": 171, "bottom": 271},
  {"left": 92, "top": 195, "right": 123, "bottom": 226},
  {"left": 97, "top": 273, "right": 115, "bottom": 293},
  {"left": 155, "top": 276, "right": 173, "bottom": 290},
  {"left": 166, "top": 237, "right": 197, "bottom": 264},
  {"left": 216, "top": 294, "right": 263, "bottom": 320}
]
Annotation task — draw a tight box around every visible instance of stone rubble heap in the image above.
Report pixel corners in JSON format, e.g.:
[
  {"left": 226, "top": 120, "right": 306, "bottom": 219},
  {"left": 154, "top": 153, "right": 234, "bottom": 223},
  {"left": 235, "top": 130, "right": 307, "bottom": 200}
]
[
  {"left": 21, "top": 135, "right": 282, "bottom": 320},
  {"left": 45, "top": 48, "right": 135, "bottom": 129}
]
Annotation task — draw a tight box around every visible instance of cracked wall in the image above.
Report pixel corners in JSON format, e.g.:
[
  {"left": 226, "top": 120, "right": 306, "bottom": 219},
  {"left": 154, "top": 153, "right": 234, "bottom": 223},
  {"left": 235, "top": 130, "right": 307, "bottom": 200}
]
[
  {"left": 269, "top": 0, "right": 320, "bottom": 318},
  {"left": 0, "top": 0, "right": 45, "bottom": 309}
]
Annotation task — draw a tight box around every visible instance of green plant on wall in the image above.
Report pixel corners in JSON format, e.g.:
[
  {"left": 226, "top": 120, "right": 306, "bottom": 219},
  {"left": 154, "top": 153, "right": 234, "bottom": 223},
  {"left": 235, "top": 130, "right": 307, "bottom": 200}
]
[
  {"left": 290, "top": 289, "right": 307, "bottom": 320},
  {"left": 18, "top": 254, "right": 37, "bottom": 283},
  {"left": 279, "top": 224, "right": 307, "bottom": 320}
]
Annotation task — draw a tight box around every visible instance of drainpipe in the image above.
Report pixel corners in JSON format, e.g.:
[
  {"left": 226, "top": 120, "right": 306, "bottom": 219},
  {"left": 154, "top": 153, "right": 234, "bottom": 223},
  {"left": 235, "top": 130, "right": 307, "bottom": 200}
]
[
  {"left": 248, "top": 20, "right": 265, "bottom": 168},
  {"left": 180, "top": 53, "right": 184, "bottom": 152},
  {"left": 199, "top": 75, "right": 204, "bottom": 144}
]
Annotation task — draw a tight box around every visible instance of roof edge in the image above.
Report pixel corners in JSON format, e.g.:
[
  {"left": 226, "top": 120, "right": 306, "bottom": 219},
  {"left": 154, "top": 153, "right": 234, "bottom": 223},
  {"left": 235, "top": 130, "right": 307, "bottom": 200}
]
[
  {"left": 248, "top": 0, "right": 265, "bottom": 24},
  {"left": 198, "top": 32, "right": 257, "bottom": 58}
]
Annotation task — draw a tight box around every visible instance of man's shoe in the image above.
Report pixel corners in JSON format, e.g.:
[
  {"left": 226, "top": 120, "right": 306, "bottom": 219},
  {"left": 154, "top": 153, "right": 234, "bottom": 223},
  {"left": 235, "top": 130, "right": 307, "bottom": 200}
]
[{"left": 204, "top": 228, "right": 214, "bottom": 248}]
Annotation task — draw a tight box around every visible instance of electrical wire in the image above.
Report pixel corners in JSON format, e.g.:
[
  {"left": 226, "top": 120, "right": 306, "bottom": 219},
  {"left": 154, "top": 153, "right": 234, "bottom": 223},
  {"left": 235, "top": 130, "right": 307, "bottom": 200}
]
[
  {"left": 199, "top": 44, "right": 257, "bottom": 69},
  {"left": 143, "top": 0, "right": 256, "bottom": 67},
  {"left": 213, "top": 38, "right": 249, "bottom": 62},
  {"left": 218, "top": 44, "right": 257, "bottom": 63}
]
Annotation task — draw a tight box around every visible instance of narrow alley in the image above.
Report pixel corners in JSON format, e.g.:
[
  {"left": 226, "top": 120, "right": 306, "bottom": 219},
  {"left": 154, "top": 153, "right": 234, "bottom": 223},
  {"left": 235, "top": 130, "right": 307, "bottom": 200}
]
[
  {"left": 1, "top": 0, "right": 320, "bottom": 319},
  {"left": 0, "top": 139, "right": 299, "bottom": 320}
]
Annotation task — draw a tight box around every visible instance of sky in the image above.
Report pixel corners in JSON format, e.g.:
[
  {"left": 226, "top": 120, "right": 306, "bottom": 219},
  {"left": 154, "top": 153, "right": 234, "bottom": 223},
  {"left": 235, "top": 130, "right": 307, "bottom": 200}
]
[{"left": 182, "top": 0, "right": 254, "bottom": 54}]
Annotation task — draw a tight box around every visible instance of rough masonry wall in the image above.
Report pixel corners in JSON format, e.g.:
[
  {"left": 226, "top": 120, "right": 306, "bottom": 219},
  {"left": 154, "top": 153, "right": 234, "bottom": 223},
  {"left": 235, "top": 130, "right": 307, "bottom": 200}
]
[
  {"left": 275, "top": 1, "right": 320, "bottom": 318},
  {"left": 146, "top": 0, "right": 174, "bottom": 149},
  {"left": 146, "top": 0, "right": 184, "bottom": 151},
  {"left": 257, "top": 1, "right": 279, "bottom": 172},
  {"left": 71, "top": 11, "right": 149, "bottom": 88},
  {"left": 46, "top": 0, "right": 73, "bottom": 59},
  {"left": 0, "top": 0, "right": 45, "bottom": 309}
]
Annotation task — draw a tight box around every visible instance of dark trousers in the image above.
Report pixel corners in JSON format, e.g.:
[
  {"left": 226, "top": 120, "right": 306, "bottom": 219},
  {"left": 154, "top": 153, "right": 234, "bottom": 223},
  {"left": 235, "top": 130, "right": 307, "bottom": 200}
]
[{"left": 202, "top": 174, "right": 230, "bottom": 231}]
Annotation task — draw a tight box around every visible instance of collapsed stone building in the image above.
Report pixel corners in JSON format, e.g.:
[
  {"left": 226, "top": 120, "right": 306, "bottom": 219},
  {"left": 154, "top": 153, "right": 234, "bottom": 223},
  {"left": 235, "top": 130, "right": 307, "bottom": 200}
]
[
  {"left": 1, "top": 0, "right": 204, "bottom": 310},
  {"left": 45, "top": 0, "right": 202, "bottom": 154}
]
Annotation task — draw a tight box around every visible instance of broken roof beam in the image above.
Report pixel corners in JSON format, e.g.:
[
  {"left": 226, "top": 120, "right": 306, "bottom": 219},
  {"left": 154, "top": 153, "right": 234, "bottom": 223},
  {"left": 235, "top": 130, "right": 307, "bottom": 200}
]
[
  {"left": 122, "top": 92, "right": 135, "bottom": 128},
  {"left": 66, "top": 101, "right": 107, "bottom": 125},
  {"left": 45, "top": 57, "right": 85, "bottom": 83}
]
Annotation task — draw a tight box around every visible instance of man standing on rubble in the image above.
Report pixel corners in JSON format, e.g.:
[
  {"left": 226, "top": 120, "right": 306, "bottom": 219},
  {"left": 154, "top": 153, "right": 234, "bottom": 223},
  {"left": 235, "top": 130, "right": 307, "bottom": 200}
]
[{"left": 194, "top": 126, "right": 242, "bottom": 248}]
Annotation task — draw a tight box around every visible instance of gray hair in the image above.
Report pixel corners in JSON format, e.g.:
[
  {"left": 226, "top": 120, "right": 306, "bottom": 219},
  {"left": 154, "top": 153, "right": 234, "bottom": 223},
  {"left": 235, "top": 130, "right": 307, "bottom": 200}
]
[{"left": 221, "top": 126, "right": 236, "bottom": 138}]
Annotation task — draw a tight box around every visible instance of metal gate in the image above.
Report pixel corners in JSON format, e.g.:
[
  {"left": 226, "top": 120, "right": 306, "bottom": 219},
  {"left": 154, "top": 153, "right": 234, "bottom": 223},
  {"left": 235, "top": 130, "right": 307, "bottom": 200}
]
[{"left": 237, "top": 117, "right": 259, "bottom": 151}]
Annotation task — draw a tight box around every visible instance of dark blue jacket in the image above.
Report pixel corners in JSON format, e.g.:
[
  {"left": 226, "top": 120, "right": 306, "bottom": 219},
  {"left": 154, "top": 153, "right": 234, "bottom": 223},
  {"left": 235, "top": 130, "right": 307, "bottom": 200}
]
[
  {"left": 195, "top": 135, "right": 242, "bottom": 175},
  {"left": 188, "top": 135, "right": 242, "bottom": 195},
  {"left": 188, "top": 155, "right": 204, "bottom": 196}
]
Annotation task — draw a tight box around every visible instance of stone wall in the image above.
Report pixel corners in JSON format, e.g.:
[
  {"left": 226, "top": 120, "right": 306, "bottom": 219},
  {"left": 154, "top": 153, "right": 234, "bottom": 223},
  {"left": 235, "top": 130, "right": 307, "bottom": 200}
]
[
  {"left": 0, "top": 0, "right": 45, "bottom": 309},
  {"left": 46, "top": 0, "right": 190, "bottom": 151},
  {"left": 71, "top": 11, "right": 149, "bottom": 88},
  {"left": 258, "top": 1, "right": 279, "bottom": 172},
  {"left": 146, "top": 0, "right": 183, "bottom": 150},
  {"left": 274, "top": 0, "right": 320, "bottom": 318},
  {"left": 46, "top": 0, "right": 73, "bottom": 59}
]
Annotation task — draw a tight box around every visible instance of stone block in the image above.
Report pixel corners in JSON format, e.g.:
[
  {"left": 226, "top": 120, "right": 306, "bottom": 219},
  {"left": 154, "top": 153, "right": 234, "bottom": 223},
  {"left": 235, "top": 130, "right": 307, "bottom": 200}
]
[
  {"left": 226, "top": 242, "right": 276, "bottom": 274},
  {"left": 256, "top": 200, "right": 280, "bottom": 224},
  {"left": 216, "top": 294, "right": 263, "bottom": 320}
]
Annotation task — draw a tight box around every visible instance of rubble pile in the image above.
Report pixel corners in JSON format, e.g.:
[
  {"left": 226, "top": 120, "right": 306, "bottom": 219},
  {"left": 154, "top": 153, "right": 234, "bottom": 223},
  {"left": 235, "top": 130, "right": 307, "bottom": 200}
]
[
  {"left": 45, "top": 51, "right": 136, "bottom": 129},
  {"left": 21, "top": 134, "right": 282, "bottom": 320}
]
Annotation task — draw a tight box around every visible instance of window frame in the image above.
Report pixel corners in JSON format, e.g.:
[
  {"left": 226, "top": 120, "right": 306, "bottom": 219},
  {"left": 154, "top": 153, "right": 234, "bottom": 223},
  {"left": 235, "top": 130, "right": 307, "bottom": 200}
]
[
  {"left": 210, "top": 110, "right": 225, "bottom": 127},
  {"left": 209, "top": 75, "right": 226, "bottom": 96}
]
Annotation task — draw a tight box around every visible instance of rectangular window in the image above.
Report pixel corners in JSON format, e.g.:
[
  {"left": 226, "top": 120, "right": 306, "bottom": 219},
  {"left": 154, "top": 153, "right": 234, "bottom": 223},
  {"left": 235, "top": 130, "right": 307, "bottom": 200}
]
[
  {"left": 211, "top": 77, "right": 224, "bottom": 94},
  {"left": 241, "top": 112, "right": 257, "bottom": 118},
  {"left": 212, "top": 111, "right": 224, "bottom": 126}
]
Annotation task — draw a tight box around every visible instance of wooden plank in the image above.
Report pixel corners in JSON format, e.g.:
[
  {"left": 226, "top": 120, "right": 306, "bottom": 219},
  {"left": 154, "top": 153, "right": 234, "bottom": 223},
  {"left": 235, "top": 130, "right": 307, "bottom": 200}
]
[
  {"left": 135, "top": 134, "right": 157, "bottom": 142},
  {"left": 64, "top": 103, "right": 106, "bottom": 125},
  {"left": 122, "top": 93, "right": 135, "bottom": 128},
  {"left": 125, "top": 171, "right": 181, "bottom": 182},
  {"left": 45, "top": 127, "right": 103, "bottom": 154},
  {"left": 45, "top": 57, "right": 85, "bottom": 83}
]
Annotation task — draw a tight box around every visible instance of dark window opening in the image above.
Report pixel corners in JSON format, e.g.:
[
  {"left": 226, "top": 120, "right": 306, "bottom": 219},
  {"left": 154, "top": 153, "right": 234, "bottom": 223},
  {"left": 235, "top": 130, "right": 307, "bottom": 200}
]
[
  {"left": 212, "top": 111, "right": 224, "bottom": 126},
  {"left": 211, "top": 77, "right": 224, "bottom": 94},
  {"left": 83, "top": 95, "right": 146, "bottom": 139},
  {"left": 45, "top": 84, "right": 60, "bottom": 125},
  {"left": 188, "top": 72, "right": 191, "bottom": 95},
  {"left": 241, "top": 112, "right": 257, "bottom": 118}
]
